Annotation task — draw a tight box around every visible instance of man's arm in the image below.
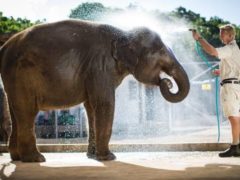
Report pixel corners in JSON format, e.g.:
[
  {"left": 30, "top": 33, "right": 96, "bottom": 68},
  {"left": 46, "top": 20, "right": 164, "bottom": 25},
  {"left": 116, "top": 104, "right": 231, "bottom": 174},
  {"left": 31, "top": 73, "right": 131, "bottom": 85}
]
[{"left": 192, "top": 31, "right": 218, "bottom": 57}]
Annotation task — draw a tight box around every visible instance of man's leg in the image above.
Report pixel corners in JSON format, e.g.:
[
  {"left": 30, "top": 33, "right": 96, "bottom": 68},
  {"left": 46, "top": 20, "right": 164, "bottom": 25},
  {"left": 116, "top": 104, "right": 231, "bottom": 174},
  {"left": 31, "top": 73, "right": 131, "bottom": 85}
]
[
  {"left": 229, "top": 116, "right": 240, "bottom": 145},
  {"left": 219, "top": 116, "right": 240, "bottom": 157},
  {"left": 238, "top": 116, "right": 240, "bottom": 148}
]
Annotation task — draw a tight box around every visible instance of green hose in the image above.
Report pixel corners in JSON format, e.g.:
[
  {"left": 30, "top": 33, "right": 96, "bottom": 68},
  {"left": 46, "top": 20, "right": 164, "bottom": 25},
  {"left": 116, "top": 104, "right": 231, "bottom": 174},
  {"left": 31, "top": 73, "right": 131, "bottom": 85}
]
[{"left": 195, "top": 41, "right": 221, "bottom": 142}]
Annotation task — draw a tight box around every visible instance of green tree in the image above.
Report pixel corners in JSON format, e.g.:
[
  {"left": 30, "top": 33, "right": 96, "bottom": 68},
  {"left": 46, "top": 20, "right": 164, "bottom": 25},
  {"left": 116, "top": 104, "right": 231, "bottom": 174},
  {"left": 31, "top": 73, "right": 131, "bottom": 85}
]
[
  {"left": 69, "top": 2, "right": 109, "bottom": 21},
  {"left": 0, "top": 12, "right": 37, "bottom": 33},
  {"left": 0, "top": 12, "right": 44, "bottom": 46}
]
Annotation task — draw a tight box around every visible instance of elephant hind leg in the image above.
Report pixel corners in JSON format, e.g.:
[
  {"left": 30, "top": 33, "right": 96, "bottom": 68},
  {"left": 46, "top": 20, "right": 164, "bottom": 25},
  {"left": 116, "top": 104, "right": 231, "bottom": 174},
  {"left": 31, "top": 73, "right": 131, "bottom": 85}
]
[
  {"left": 84, "top": 101, "right": 96, "bottom": 159},
  {"left": 7, "top": 90, "right": 45, "bottom": 162},
  {"left": 8, "top": 106, "right": 20, "bottom": 161},
  {"left": 12, "top": 101, "right": 45, "bottom": 162},
  {"left": 4, "top": 61, "right": 45, "bottom": 162}
]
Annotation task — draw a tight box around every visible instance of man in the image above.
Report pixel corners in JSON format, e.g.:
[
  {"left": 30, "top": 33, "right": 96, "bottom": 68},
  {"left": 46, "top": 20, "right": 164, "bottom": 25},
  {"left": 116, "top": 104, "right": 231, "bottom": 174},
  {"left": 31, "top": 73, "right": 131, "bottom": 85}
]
[{"left": 192, "top": 24, "right": 240, "bottom": 157}]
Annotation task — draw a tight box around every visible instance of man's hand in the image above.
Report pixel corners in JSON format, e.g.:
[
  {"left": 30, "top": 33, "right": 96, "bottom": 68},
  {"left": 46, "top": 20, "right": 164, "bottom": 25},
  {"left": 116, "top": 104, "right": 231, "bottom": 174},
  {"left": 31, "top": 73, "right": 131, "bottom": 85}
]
[
  {"left": 191, "top": 31, "right": 202, "bottom": 41},
  {"left": 212, "top": 69, "right": 220, "bottom": 76}
]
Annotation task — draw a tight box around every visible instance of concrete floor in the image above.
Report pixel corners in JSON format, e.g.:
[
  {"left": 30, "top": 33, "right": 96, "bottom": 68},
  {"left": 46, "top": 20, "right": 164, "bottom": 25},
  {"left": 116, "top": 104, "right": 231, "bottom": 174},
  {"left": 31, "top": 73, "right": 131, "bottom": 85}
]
[
  {"left": 1, "top": 152, "right": 240, "bottom": 180},
  {"left": 0, "top": 126, "right": 238, "bottom": 179}
]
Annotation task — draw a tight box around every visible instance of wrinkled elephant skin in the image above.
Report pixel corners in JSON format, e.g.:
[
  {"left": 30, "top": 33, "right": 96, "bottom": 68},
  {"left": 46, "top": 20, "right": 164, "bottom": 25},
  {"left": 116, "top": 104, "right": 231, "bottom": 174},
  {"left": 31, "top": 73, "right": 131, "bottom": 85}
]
[{"left": 0, "top": 20, "right": 189, "bottom": 162}]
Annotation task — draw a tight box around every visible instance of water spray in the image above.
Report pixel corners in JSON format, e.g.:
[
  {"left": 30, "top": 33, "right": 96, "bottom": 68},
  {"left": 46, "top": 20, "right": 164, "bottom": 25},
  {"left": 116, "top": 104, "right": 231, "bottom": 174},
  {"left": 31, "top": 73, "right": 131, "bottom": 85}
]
[
  {"left": 101, "top": 9, "right": 218, "bottom": 140},
  {"left": 190, "top": 29, "right": 221, "bottom": 142}
]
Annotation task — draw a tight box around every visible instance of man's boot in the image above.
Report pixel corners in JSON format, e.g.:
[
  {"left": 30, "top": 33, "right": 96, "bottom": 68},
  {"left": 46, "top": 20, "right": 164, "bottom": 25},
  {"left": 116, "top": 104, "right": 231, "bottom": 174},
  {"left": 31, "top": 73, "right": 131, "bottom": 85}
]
[{"left": 219, "top": 144, "right": 240, "bottom": 157}]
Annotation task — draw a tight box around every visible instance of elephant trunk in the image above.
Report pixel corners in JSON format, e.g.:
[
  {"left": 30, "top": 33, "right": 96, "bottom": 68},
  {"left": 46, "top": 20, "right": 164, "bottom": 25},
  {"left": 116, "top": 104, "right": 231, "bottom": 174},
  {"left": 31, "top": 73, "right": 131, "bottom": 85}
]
[{"left": 159, "top": 65, "right": 190, "bottom": 103}]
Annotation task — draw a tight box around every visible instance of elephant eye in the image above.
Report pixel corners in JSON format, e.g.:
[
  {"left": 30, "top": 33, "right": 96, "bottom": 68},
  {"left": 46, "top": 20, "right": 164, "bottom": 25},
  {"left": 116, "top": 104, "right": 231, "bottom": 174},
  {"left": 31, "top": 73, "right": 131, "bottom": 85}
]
[
  {"left": 150, "top": 49, "right": 156, "bottom": 54},
  {"left": 150, "top": 46, "right": 160, "bottom": 54},
  {"left": 130, "top": 47, "right": 135, "bottom": 53},
  {"left": 160, "top": 46, "right": 168, "bottom": 54}
]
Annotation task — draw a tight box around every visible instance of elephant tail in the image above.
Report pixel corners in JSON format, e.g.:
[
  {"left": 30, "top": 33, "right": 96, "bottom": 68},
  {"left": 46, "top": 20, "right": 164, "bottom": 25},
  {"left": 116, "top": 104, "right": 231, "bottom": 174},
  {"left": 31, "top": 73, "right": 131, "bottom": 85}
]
[
  {"left": 0, "top": 44, "right": 7, "bottom": 74},
  {"left": 0, "top": 41, "right": 12, "bottom": 143},
  {"left": 0, "top": 46, "right": 3, "bottom": 73},
  {"left": 0, "top": 43, "right": 6, "bottom": 74},
  {"left": 0, "top": 86, "right": 11, "bottom": 143},
  {"left": 0, "top": 46, "right": 12, "bottom": 142}
]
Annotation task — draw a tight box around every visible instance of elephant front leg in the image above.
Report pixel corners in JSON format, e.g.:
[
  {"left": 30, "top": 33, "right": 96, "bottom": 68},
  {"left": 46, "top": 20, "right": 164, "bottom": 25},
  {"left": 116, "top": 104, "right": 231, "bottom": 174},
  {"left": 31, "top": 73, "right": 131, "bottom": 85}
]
[
  {"left": 94, "top": 101, "right": 116, "bottom": 161},
  {"left": 85, "top": 76, "right": 116, "bottom": 161}
]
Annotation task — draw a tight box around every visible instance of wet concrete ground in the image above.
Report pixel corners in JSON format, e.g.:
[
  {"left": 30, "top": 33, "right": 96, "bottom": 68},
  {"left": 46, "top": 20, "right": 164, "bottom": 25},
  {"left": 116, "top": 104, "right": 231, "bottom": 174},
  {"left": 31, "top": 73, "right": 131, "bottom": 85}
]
[{"left": 1, "top": 152, "right": 240, "bottom": 180}]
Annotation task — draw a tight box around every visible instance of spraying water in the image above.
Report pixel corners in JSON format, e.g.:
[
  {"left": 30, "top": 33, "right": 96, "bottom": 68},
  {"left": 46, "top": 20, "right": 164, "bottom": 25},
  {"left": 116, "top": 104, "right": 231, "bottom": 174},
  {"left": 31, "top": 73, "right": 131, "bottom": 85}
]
[
  {"left": 102, "top": 9, "right": 190, "bottom": 45},
  {"left": 84, "top": 8, "right": 223, "bottom": 141},
  {"left": 34, "top": 6, "right": 227, "bottom": 144}
]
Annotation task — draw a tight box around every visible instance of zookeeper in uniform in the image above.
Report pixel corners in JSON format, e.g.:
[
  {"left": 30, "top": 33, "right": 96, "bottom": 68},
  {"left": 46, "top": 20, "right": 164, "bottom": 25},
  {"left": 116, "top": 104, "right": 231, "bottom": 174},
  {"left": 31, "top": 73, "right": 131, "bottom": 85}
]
[{"left": 191, "top": 24, "right": 240, "bottom": 157}]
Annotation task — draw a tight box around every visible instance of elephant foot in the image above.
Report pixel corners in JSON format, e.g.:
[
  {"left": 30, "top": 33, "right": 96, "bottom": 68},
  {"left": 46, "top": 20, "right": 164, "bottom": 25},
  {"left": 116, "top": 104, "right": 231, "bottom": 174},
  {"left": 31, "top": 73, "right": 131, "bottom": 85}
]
[
  {"left": 20, "top": 152, "right": 46, "bottom": 162},
  {"left": 9, "top": 151, "right": 21, "bottom": 161},
  {"left": 87, "top": 144, "right": 96, "bottom": 159},
  {"left": 87, "top": 152, "right": 96, "bottom": 159},
  {"left": 9, "top": 148, "right": 21, "bottom": 161},
  {"left": 96, "top": 151, "right": 116, "bottom": 161}
]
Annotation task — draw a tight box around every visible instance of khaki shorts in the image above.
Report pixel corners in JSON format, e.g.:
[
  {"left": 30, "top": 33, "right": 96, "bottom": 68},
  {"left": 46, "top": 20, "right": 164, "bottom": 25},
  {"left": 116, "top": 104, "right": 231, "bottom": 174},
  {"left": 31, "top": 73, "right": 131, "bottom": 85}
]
[{"left": 220, "top": 84, "right": 240, "bottom": 117}]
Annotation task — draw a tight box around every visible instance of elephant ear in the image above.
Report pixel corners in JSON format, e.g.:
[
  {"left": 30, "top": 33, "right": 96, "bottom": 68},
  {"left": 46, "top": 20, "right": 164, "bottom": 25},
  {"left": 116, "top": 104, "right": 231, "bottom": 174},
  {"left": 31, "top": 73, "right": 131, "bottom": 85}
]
[{"left": 111, "top": 36, "right": 138, "bottom": 72}]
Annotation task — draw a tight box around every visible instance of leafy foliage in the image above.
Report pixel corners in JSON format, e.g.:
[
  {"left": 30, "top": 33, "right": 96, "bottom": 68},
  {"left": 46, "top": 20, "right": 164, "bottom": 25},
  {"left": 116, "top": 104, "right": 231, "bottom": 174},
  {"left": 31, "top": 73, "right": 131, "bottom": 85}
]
[
  {"left": 69, "top": 2, "right": 108, "bottom": 21},
  {"left": 69, "top": 2, "right": 124, "bottom": 21},
  {"left": 0, "top": 12, "right": 40, "bottom": 33}
]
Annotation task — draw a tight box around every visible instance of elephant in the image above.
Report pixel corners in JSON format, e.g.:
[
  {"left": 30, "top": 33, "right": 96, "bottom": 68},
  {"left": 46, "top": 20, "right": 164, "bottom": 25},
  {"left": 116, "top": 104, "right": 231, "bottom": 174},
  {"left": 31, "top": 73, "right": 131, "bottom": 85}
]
[{"left": 0, "top": 20, "right": 190, "bottom": 162}]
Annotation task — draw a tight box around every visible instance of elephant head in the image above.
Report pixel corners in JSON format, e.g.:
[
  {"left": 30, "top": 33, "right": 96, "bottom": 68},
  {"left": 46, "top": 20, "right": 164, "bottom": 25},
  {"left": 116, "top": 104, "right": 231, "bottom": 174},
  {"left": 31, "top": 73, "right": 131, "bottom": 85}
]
[{"left": 112, "top": 27, "right": 190, "bottom": 103}]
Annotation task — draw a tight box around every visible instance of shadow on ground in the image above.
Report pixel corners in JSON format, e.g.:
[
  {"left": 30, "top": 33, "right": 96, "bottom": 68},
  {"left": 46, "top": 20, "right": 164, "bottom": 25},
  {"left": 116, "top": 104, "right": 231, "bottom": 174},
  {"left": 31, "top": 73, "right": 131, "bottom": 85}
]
[{"left": 1, "top": 159, "right": 240, "bottom": 180}]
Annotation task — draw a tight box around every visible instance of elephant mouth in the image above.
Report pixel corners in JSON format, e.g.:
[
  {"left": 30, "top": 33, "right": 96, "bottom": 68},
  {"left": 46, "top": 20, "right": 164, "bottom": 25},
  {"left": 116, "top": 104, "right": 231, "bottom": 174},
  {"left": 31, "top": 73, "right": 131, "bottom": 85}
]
[{"left": 159, "top": 72, "right": 179, "bottom": 94}]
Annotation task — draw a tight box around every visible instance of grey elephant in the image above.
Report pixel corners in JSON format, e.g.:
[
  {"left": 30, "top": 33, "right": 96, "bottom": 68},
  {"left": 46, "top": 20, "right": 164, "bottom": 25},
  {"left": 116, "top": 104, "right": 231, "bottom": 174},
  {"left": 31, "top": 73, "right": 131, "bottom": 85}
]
[{"left": 0, "top": 20, "right": 190, "bottom": 162}]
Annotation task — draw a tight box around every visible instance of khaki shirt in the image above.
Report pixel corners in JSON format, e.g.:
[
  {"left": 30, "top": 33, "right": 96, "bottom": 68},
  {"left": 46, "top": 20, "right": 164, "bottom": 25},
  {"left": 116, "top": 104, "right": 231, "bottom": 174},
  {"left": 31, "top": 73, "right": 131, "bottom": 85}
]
[{"left": 216, "top": 40, "right": 240, "bottom": 80}]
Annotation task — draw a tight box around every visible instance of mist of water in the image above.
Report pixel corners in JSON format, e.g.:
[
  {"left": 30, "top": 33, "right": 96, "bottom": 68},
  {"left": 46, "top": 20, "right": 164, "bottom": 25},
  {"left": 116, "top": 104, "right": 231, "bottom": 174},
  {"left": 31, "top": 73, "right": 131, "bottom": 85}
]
[
  {"left": 33, "top": 7, "right": 223, "bottom": 143},
  {"left": 102, "top": 9, "right": 190, "bottom": 46}
]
